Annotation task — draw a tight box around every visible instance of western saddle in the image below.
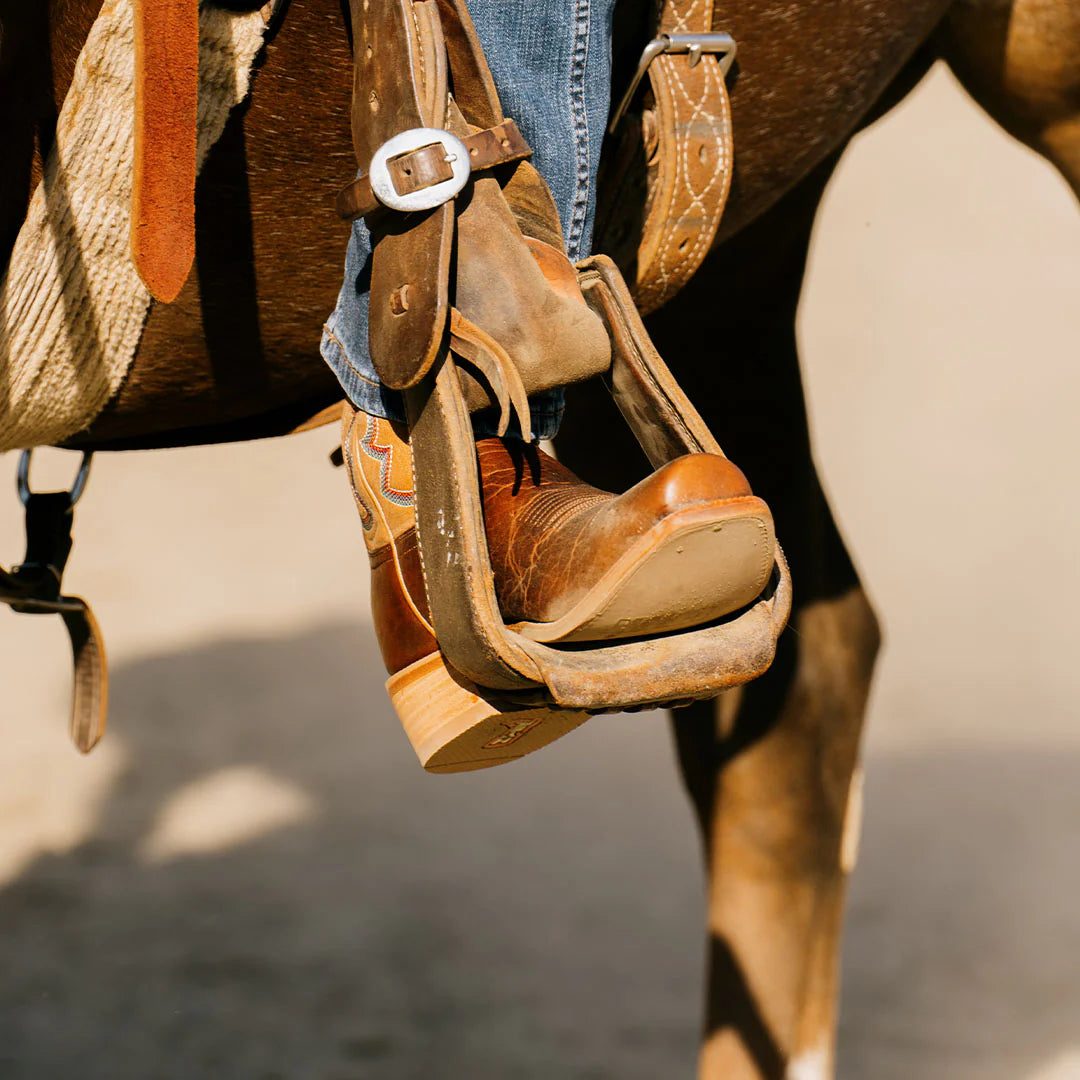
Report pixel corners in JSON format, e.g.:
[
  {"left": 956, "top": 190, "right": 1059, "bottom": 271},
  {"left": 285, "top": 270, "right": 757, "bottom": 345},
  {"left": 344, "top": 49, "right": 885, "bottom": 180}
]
[{"left": 2, "top": 0, "right": 790, "bottom": 764}]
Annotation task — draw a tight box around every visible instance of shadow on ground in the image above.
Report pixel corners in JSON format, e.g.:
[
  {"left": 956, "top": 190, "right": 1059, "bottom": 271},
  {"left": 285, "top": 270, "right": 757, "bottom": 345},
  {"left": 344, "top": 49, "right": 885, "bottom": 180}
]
[
  {"left": 0, "top": 624, "right": 1076, "bottom": 1079},
  {"left": 0, "top": 624, "right": 704, "bottom": 1080}
]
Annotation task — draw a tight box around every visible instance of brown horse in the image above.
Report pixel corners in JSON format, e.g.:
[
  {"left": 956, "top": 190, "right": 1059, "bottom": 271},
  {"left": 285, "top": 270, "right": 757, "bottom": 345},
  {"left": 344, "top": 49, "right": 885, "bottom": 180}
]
[{"left": 2, "top": 0, "right": 1078, "bottom": 1076}]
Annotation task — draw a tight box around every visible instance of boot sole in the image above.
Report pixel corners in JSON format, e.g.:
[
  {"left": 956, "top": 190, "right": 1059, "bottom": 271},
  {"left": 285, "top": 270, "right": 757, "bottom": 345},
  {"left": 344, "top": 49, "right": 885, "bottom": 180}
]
[
  {"left": 516, "top": 496, "right": 775, "bottom": 643},
  {"left": 387, "top": 651, "right": 589, "bottom": 773}
]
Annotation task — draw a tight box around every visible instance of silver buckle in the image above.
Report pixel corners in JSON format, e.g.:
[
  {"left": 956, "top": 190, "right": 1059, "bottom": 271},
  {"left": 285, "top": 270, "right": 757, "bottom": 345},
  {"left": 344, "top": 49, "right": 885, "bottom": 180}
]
[
  {"left": 608, "top": 32, "right": 737, "bottom": 134},
  {"left": 368, "top": 127, "right": 471, "bottom": 213}
]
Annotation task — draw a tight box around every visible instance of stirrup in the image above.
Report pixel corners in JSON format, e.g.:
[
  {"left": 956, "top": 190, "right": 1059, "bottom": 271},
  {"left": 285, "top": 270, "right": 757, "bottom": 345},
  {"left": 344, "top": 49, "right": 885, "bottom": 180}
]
[
  {"left": 342, "top": 0, "right": 790, "bottom": 722},
  {"left": 404, "top": 256, "right": 791, "bottom": 714}
]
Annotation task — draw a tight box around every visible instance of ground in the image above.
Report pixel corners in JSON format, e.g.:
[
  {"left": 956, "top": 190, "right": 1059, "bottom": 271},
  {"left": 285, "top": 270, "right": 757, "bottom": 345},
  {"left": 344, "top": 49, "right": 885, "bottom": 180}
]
[{"left": 1, "top": 65, "right": 1078, "bottom": 1079}]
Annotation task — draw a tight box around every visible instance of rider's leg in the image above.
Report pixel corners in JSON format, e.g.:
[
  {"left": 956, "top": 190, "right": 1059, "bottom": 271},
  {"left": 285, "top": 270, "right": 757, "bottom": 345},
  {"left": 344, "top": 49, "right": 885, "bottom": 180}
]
[
  {"left": 939, "top": 0, "right": 1080, "bottom": 198},
  {"left": 559, "top": 154, "right": 880, "bottom": 1079},
  {"left": 321, "top": 0, "right": 618, "bottom": 438}
]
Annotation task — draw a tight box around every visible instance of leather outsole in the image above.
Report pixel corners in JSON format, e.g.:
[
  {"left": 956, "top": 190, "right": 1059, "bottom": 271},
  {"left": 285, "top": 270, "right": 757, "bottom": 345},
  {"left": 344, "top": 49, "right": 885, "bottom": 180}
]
[{"left": 514, "top": 496, "right": 776, "bottom": 643}]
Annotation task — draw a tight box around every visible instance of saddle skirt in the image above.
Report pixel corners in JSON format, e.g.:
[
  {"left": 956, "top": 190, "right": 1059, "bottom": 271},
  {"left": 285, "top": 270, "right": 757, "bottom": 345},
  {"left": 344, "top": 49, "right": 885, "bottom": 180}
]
[{"left": 0, "top": 0, "right": 272, "bottom": 455}]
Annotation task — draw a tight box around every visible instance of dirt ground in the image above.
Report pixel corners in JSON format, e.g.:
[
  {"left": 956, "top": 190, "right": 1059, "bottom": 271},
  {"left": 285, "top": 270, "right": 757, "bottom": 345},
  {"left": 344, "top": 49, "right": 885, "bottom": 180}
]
[{"left": 1, "top": 65, "right": 1078, "bottom": 1079}]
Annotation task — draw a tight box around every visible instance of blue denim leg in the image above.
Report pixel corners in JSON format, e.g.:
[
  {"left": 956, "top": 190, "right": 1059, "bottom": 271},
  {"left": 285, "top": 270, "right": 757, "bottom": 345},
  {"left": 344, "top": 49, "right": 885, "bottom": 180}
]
[{"left": 319, "top": 0, "right": 617, "bottom": 440}]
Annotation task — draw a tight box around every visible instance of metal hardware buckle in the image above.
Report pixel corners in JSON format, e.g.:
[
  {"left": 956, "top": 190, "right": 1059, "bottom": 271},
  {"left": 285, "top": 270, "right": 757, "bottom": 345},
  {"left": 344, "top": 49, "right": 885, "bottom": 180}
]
[
  {"left": 17, "top": 449, "right": 93, "bottom": 508},
  {"left": 608, "top": 32, "right": 737, "bottom": 134},
  {"left": 367, "top": 127, "right": 471, "bottom": 213}
]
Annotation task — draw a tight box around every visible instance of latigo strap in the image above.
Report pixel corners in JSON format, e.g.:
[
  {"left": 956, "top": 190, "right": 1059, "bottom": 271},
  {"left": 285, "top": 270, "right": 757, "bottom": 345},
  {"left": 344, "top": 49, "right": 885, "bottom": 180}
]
[
  {"left": 597, "top": 0, "right": 736, "bottom": 314},
  {"left": 131, "top": 0, "right": 199, "bottom": 303}
]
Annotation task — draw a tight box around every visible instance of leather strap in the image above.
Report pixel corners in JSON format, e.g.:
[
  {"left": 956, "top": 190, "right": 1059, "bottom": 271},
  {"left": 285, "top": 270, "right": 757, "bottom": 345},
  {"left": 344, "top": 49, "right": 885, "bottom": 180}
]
[
  {"left": 350, "top": 0, "right": 455, "bottom": 391},
  {"left": 597, "top": 1, "right": 734, "bottom": 315},
  {"left": 448, "top": 308, "right": 532, "bottom": 439},
  {"left": 0, "top": 575, "right": 107, "bottom": 754},
  {"left": 0, "top": 486, "right": 107, "bottom": 754},
  {"left": 131, "top": 0, "right": 199, "bottom": 303},
  {"left": 336, "top": 119, "right": 532, "bottom": 221},
  {"left": 61, "top": 602, "right": 108, "bottom": 753}
]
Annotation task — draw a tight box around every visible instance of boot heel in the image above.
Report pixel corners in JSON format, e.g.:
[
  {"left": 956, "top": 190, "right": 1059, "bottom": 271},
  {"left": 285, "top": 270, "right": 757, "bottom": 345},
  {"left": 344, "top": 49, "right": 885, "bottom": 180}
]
[{"left": 387, "top": 652, "right": 588, "bottom": 773}]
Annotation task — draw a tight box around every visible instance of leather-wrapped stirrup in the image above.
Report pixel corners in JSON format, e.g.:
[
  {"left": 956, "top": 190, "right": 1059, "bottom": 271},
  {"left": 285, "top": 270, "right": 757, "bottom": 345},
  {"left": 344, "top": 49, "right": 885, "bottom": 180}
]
[
  {"left": 343, "top": 0, "right": 790, "bottom": 716},
  {"left": 404, "top": 257, "right": 791, "bottom": 712}
]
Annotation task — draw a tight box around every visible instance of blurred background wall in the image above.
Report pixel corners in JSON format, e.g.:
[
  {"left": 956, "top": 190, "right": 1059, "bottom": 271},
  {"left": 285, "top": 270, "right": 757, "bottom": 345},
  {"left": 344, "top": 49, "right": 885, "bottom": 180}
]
[{"left": 0, "top": 63, "right": 1077, "bottom": 1078}]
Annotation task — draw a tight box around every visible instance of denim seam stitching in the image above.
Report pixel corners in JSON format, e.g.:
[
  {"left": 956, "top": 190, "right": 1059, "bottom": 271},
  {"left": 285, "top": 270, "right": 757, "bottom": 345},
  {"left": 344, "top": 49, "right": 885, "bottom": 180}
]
[{"left": 566, "top": 0, "right": 591, "bottom": 260}]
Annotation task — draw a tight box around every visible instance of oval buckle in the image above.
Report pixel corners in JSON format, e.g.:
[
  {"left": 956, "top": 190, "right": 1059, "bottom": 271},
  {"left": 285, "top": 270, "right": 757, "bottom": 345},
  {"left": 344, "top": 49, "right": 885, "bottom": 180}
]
[{"left": 368, "top": 128, "right": 471, "bottom": 213}]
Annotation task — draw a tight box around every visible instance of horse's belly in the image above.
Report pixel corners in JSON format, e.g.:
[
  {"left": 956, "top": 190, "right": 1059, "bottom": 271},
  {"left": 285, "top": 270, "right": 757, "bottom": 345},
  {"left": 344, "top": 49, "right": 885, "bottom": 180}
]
[
  {"left": 712, "top": 0, "right": 952, "bottom": 239},
  {"left": 73, "top": 0, "right": 951, "bottom": 447}
]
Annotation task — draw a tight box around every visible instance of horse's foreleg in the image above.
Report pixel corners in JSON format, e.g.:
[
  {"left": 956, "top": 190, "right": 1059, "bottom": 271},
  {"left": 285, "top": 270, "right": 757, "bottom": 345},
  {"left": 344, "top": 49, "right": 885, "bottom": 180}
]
[
  {"left": 644, "top": 154, "right": 881, "bottom": 1080},
  {"left": 940, "top": 0, "right": 1080, "bottom": 198}
]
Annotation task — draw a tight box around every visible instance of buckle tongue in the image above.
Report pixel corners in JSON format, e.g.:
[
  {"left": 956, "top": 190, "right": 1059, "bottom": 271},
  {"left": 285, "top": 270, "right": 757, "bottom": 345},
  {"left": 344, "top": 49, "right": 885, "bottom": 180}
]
[
  {"left": 368, "top": 128, "right": 471, "bottom": 213},
  {"left": 609, "top": 32, "right": 737, "bottom": 134}
]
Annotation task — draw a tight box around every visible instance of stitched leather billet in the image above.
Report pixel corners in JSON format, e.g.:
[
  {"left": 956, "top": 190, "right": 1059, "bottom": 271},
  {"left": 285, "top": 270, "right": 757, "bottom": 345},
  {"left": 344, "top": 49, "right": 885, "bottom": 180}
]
[{"left": 596, "top": 0, "right": 734, "bottom": 314}]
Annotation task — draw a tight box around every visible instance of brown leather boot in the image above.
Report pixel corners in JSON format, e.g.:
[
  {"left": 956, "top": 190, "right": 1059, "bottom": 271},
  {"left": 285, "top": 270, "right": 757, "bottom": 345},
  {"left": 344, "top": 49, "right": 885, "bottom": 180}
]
[
  {"left": 344, "top": 404, "right": 775, "bottom": 772},
  {"left": 343, "top": 407, "right": 589, "bottom": 773},
  {"left": 477, "top": 438, "right": 775, "bottom": 643}
]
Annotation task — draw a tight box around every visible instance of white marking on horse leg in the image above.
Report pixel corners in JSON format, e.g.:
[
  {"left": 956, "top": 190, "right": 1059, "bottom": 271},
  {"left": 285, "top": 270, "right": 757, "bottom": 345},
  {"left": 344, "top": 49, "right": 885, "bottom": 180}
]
[
  {"left": 840, "top": 764, "right": 864, "bottom": 874},
  {"left": 787, "top": 1045, "right": 829, "bottom": 1080}
]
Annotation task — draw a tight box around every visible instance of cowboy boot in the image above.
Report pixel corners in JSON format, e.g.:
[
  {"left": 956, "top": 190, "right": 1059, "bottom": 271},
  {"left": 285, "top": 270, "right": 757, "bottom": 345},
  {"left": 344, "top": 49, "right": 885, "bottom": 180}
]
[
  {"left": 344, "top": 403, "right": 775, "bottom": 772},
  {"left": 477, "top": 437, "right": 774, "bottom": 643},
  {"left": 344, "top": 406, "right": 589, "bottom": 773}
]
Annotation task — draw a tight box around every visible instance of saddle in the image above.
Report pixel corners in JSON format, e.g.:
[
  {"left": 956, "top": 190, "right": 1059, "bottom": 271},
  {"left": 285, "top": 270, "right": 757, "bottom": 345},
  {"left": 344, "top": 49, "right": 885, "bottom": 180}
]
[{"left": 2, "top": 0, "right": 789, "bottom": 763}]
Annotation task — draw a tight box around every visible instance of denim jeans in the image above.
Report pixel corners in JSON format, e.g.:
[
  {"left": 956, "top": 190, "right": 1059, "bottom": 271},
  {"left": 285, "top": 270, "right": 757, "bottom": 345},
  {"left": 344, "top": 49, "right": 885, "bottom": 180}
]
[{"left": 319, "top": 0, "right": 617, "bottom": 440}]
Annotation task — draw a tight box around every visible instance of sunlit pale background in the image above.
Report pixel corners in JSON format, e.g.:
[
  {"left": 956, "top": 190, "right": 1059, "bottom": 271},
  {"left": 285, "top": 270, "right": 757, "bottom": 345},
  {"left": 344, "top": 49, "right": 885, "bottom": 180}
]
[{"left": 1, "top": 65, "right": 1078, "bottom": 1079}]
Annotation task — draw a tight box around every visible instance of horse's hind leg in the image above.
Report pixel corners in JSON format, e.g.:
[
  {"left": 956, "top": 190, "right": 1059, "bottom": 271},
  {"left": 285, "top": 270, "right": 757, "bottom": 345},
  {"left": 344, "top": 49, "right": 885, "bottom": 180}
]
[
  {"left": 652, "top": 156, "right": 878, "bottom": 1079},
  {"left": 939, "top": 0, "right": 1080, "bottom": 196}
]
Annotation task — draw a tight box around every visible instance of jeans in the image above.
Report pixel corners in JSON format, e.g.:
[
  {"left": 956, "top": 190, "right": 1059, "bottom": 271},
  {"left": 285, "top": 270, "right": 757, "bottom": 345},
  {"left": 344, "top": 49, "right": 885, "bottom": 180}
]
[{"left": 319, "top": 0, "right": 617, "bottom": 440}]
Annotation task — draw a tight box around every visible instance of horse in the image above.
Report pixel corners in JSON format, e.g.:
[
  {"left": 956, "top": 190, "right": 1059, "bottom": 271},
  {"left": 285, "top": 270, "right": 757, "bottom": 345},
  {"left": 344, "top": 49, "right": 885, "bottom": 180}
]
[{"left": 1, "top": 0, "right": 1077, "bottom": 1076}]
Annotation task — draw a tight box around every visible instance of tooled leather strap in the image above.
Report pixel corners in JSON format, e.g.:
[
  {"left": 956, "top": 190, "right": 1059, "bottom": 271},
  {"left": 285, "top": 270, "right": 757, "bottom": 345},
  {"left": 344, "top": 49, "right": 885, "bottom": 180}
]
[
  {"left": 131, "top": 0, "right": 199, "bottom": 303},
  {"left": 599, "top": 0, "right": 735, "bottom": 315}
]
